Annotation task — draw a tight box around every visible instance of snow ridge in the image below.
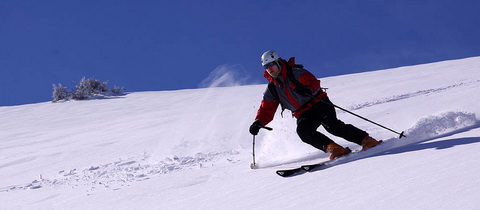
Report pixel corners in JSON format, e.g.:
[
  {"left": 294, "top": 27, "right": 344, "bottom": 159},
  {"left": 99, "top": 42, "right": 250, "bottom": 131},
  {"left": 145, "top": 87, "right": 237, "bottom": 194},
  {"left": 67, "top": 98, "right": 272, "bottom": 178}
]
[
  {"left": 377, "top": 111, "right": 477, "bottom": 153},
  {"left": 405, "top": 111, "right": 477, "bottom": 141},
  {"left": 349, "top": 80, "right": 480, "bottom": 111}
]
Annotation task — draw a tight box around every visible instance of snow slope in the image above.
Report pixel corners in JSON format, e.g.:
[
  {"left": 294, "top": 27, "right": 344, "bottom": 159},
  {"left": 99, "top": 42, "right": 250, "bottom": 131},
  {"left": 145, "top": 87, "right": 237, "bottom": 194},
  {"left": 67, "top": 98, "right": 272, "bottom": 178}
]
[{"left": 1, "top": 57, "right": 480, "bottom": 209}]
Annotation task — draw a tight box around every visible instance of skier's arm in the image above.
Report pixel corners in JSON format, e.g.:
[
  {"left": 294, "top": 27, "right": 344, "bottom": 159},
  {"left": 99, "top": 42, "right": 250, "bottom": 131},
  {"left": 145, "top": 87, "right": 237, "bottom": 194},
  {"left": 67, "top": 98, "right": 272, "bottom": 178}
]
[
  {"left": 298, "top": 71, "right": 321, "bottom": 94},
  {"left": 255, "top": 87, "right": 279, "bottom": 126}
]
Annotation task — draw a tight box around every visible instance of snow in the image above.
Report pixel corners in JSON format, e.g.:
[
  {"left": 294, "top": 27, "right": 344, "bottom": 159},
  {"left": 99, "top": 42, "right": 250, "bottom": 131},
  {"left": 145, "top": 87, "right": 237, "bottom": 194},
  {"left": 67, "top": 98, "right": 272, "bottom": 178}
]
[{"left": 1, "top": 57, "right": 480, "bottom": 209}]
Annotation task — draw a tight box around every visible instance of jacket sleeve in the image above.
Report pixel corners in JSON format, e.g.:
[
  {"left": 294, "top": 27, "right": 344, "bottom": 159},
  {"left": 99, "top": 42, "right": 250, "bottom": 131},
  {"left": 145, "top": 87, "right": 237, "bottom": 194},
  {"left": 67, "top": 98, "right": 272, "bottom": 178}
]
[
  {"left": 297, "top": 70, "right": 321, "bottom": 94},
  {"left": 255, "top": 87, "right": 280, "bottom": 126}
]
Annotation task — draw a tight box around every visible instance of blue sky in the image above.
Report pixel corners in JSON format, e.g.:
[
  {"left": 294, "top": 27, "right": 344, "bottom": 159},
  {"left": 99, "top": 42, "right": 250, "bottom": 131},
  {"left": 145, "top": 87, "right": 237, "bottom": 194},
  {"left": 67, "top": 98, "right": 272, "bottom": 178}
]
[{"left": 1, "top": 0, "right": 480, "bottom": 106}]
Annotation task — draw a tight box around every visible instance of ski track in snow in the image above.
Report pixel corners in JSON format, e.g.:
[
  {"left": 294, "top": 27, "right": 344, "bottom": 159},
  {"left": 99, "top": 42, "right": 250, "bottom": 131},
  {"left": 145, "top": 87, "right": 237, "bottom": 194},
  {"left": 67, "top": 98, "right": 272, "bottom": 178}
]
[
  {"left": 0, "top": 151, "right": 240, "bottom": 193},
  {"left": 348, "top": 80, "right": 480, "bottom": 111},
  {"left": 260, "top": 111, "right": 478, "bottom": 169},
  {"left": 329, "top": 111, "right": 478, "bottom": 168},
  {"left": 2, "top": 112, "right": 476, "bottom": 194}
]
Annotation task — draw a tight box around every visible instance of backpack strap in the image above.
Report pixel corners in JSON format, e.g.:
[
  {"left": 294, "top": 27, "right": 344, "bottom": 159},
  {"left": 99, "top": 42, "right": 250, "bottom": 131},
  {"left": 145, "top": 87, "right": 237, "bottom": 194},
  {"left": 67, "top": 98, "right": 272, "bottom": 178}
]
[
  {"left": 286, "top": 65, "right": 301, "bottom": 87},
  {"left": 286, "top": 62, "right": 329, "bottom": 113},
  {"left": 286, "top": 62, "right": 328, "bottom": 93},
  {"left": 267, "top": 81, "right": 286, "bottom": 117}
]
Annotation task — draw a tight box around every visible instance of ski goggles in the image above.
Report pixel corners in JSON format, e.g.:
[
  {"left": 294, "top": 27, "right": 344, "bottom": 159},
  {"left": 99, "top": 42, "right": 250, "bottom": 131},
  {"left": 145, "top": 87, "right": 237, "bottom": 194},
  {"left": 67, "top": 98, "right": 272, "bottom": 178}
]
[{"left": 263, "top": 62, "right": 276, "bottom": 69}]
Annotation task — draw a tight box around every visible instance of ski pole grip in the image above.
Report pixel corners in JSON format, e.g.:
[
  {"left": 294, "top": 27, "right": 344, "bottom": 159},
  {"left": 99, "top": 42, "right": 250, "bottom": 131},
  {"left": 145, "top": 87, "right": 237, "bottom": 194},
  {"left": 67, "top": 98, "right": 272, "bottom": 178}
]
[
  {"left": 261, "top": 126, "right": 273, "bottom": 131},
  {"left": 399, "top": 131, "right": 406, "bottom": 139}
]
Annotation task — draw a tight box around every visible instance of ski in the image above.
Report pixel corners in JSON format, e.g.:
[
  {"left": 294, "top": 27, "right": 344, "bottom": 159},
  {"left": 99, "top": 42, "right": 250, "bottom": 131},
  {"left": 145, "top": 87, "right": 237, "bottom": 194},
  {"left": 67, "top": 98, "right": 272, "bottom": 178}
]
[
  {"left": 275, "top": 154, "right": 342, "bottom": 177},
  {"left": 275, "top": 161, "right": 330, "bottom": 177},
  {"left": 301, "top": 160, "right": 330, "bottom": 171},
  {"left": 276, "top": 155, "right": 345, "bottom": 177},
  {"left": 276, "top": 140, "right": 384, "bottom": 177},
  {"left": 276, "top": 167, "right": 304, "bottom": 177}
]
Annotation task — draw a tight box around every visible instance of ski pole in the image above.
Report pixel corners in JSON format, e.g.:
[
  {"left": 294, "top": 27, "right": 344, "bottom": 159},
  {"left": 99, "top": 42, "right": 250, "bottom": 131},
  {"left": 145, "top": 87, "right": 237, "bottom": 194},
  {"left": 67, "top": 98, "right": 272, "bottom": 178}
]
[
  {"left": 251, "top": 135, "right": 256, "bottom": 169},
  {"left": 308, "top": 94, "right": 406, "bottom": 139},
  {"left": 251, "top": 125, "right": 273, "bottom": 169}
]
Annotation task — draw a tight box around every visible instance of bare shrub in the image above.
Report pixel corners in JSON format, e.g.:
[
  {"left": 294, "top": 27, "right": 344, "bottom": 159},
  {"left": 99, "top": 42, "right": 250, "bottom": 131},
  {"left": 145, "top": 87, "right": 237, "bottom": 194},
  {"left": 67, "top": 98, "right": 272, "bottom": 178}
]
[{"left": 52, "top": 77, "right": 125, "bottom": 102}]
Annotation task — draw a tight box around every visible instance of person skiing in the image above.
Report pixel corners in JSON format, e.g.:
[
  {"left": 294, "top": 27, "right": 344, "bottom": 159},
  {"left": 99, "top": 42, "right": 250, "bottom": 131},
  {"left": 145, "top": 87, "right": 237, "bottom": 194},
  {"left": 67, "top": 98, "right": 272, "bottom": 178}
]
[{"left": 249, "top": 50, "right": 381, "bottom": 160}]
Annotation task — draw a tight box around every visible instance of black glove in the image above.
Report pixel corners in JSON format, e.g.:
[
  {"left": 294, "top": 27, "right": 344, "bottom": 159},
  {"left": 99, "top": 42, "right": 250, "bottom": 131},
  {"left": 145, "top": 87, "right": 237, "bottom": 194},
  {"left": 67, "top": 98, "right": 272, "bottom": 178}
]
[
  {"left": 294, "top": 85, "right": 312, "bottom": 97},
  {"left": 249, "top": 120, "right": 262, "bottom": 135}
]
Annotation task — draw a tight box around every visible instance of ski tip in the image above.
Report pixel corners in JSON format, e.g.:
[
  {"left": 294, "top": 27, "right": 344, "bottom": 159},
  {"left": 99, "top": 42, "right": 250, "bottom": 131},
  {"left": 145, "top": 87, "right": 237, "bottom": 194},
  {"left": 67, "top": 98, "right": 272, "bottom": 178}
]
[{"left": 276, "top": 168, "right": 302, "bottom": 177}]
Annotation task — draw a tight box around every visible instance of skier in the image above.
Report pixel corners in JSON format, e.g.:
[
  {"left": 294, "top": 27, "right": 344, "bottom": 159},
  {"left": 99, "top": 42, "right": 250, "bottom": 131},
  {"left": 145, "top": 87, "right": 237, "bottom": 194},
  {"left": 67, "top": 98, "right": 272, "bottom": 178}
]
[{"left": 249, "top": 50, "right": 381, "bottom": 160}]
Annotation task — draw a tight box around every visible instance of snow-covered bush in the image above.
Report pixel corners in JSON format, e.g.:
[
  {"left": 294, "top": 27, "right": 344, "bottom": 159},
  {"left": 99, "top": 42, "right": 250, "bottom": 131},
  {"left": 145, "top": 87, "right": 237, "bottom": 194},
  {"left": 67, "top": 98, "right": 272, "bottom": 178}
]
[
  {"left": 52, "top": 77, "right": 124, "bottom": 102},
  {"left": 72, "top": 77, "right": 108, "bottom": 100},
  {"left": 52, "top": 83, "right": 72, "bottom": 102},
  {"left": 112, "top": 86, "right": 125, "bottom": 95}
]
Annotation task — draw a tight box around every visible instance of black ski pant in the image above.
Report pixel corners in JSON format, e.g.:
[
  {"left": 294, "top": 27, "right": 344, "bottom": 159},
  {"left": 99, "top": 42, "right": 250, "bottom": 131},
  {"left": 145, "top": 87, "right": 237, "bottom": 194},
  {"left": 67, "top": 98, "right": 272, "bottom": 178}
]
[{"left": 296, "top": 97, "right": 368, "bottom": 152}]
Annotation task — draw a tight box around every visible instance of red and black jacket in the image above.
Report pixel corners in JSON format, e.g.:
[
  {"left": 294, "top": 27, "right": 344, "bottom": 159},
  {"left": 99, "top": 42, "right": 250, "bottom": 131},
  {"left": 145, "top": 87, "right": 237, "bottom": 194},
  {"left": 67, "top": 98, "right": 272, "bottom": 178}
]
[{"left": 255, "top": 57, "right": 328, "bottom": 126}]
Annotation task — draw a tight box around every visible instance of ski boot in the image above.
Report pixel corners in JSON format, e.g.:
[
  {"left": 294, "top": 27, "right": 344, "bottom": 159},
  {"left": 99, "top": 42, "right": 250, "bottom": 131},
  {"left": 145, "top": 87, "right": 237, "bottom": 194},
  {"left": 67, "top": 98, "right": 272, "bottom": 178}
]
[
  {"left": 325, "top": 142, "right": 352, "bottom": 160},
  {"left": 361, "top": 136, "right": 381, "bottom": 151}
]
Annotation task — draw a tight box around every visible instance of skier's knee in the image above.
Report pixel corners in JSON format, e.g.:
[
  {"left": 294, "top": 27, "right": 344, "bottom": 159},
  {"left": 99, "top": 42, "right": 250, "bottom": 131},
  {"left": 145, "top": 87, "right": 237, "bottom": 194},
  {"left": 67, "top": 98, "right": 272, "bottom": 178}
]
[{"left": 297, "top": 125, "right": 313, "bottom": 142}]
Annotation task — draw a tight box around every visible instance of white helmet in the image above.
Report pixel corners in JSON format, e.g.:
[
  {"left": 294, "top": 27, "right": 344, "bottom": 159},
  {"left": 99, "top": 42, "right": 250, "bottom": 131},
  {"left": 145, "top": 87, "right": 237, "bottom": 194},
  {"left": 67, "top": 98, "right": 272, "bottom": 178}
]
[{"left": 261, "top": 50, "right": 280, "bottom": 66}]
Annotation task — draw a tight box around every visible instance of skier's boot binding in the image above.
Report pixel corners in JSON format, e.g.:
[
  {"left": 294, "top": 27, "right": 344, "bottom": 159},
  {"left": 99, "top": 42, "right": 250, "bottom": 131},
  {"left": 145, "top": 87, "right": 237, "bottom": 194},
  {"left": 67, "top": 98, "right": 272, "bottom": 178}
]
[
  {"left": 325, "top": 142, "right": 352, "bottom": 160},
  {"left": 361, "top": 136, "right": 381, "bottom": 151}
]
